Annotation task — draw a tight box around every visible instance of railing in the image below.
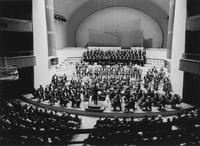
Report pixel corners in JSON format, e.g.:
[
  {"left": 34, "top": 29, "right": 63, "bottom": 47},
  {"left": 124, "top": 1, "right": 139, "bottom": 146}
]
[
  {"left": 146, "top": 58, "right": 169, "bottom": 68},
  {"left": 0, "top": 50, "right": 33, "bottom": 57},
  {"left": 182, "top": 53, "right": 200, "bottom": 61},
  {"left": 0, "top": 55, "right": 36, "bottom": 68},
  {"left": 0, "top": 17, "right": 32, "bottom": 32}
]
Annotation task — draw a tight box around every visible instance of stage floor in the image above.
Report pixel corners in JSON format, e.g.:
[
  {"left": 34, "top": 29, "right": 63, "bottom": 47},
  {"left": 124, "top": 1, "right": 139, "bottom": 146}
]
[{"left": 22, "top": 94, "right": 195, "bottom": 118}]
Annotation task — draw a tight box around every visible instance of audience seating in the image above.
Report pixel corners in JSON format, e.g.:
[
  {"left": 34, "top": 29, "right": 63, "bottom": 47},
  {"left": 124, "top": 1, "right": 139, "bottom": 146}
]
[
  {"left": 84, "top": 108, "right": 200, "bottom": 145},
  {"left": 0, "top": 100, "right": 81, "bottom": 145}
]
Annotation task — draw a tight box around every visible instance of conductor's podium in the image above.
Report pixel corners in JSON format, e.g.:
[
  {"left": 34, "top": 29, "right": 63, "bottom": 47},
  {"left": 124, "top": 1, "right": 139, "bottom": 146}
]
[{"left": 85, "top": 101, "right": 106, "bottom": 112}]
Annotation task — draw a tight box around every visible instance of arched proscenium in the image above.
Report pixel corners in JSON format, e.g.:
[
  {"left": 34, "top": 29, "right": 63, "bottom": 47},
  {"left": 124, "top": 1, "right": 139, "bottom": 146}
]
[{"left": 67, "top": 0, "right": 168, "bottom": 47}]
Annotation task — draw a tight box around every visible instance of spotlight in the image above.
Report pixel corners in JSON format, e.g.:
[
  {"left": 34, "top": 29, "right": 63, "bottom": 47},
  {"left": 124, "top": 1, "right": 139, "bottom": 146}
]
[{"left": 54, "top": 13, "right": 67, "bottom": 23}]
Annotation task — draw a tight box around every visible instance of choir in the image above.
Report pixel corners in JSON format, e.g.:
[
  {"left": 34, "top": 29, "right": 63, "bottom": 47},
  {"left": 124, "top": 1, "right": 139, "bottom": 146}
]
[{"left": 83, "top": 49, "right": 146, "bottom": 65}]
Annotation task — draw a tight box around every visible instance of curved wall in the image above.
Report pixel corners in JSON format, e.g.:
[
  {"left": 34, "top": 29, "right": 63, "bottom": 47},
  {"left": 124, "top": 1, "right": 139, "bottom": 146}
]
[
  {"left": 76, "top": 7, "right": 163, "bottom": 48},
  {"left": 67, "top": 0, "right": 168, "bottom": 47}
]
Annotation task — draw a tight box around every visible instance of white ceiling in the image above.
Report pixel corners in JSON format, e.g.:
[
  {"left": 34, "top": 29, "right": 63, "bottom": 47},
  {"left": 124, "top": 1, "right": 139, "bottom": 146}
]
[{"left": 54, "top": 0, "right": 170, "bottom": 19}]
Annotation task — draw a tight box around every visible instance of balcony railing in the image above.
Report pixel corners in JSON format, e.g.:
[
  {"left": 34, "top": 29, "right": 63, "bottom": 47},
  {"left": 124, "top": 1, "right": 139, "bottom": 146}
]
[
  {"left": 180, "top": 53, "right": 200, "bottom": 75},
  {"left": 0, "top": 50, "right": 33, "bottom": 57},
  {"left": 0, "top": 55, "right": 36, "bottom": 68},
  {"left": 0, "top": 17, "right": 32, "bottom": 32},
  {"left": 182, "top": 53, "right": 200, "bottom": 61}
]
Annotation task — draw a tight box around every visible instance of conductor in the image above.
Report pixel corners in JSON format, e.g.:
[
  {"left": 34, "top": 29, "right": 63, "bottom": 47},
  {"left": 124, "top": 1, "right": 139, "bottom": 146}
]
[{"left": 92, "top": 84, "right": 98, "bottom": 105}]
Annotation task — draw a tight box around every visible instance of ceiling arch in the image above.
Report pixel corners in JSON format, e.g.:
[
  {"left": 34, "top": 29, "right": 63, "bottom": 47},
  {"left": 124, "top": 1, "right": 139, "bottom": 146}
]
[
  {"left": 76, "top": 7, "right": 163, "bottom": 48},
  {"left": 67, "top": 0, "right": 168, "bottom": 47}
]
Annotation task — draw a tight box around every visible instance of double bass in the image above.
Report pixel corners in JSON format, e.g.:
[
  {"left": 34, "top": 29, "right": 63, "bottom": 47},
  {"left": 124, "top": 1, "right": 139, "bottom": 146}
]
[
  {"left": 170, "top": 94, "right": 182, "bottom": 108},
  {"left": 111, "top": 93, "right": 122, "bottom": 111}
]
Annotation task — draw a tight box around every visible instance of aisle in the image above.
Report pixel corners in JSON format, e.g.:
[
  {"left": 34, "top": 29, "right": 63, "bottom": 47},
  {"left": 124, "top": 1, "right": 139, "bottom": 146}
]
[{"left": 69, "top": 116, "right": 98, "bottom": 146}]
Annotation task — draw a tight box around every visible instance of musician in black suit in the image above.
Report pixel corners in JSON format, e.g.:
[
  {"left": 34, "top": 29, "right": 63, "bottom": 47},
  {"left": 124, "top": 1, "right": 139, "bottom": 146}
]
[
  {"left": 52, "top": 74, "right": 58, "bottom": 85},
  {"left": 124, "top": 88, "right": 131, "bottom": 102},
  {"left": 112, "top": 90, "right": 122, "bottom": 111},
  {"left": 60, "top": 91, "right": 69, "bottom": 107},
  {"left": 37, "top": 85, "right": 45, "bottom": 101},
  {"left": 125, "top": 96, "right": 136, "bottom": 112},
  {"left": 71, "top": 90, "right": 77, "bottom": 107},
  {"left": 76, "top": 91, "right": 81, "bottom": 108}
]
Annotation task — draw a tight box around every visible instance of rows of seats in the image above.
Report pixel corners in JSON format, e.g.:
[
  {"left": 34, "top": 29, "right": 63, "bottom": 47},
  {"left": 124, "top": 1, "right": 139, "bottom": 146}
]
[
  {"left": 82, "top": 49, "right": 146, "bottom": 65},
  {"left": 146, "top": 59, "right": 166, "bottom": 68},
  {"left": 84, "top": 108, "right": 200, "bottom": 145},
  {"left": 0, "top": 100, "right": 81, "bottom": 145}
]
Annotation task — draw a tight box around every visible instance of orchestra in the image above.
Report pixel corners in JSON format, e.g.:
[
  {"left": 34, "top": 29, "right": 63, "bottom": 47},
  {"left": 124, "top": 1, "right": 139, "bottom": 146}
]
[{"left": 33, "top": 63, "right": 181, "bottom": 112}]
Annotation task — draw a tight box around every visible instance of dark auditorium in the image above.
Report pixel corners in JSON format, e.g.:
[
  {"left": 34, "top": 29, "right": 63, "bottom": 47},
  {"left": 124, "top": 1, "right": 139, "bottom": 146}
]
[{"left": 1, "top": 0, "right": 200, "bottom": 145}]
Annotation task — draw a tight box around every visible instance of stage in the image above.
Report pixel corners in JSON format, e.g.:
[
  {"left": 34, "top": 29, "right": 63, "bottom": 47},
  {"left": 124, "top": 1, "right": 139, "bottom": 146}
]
[{"left": 21, "top": 94, "right": 195, "bottom": 118}]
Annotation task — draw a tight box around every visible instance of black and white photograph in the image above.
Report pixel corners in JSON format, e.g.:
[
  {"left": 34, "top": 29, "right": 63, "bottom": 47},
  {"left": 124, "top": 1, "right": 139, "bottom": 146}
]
[{"left": 0, "top": 0, "right": 200, "bottom": 145}]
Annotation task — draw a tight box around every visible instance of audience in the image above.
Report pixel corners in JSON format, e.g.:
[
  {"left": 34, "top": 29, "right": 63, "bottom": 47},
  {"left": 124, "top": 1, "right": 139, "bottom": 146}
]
[
  {"left": 0, "top": 100, "right": 81, "bottom": 145},
  {"left": 84, "top": 109, "right": 200, "bottom": 145}
]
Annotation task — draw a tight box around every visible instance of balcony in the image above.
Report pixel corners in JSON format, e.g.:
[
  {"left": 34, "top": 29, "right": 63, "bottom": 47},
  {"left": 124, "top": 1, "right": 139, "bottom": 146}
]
[
  {"left": 0, "top": 50, "right": 34, "bottom": 57},
  {"left": 179, "top": 53, "right": 200, "bottom": 75},
  {"left": 0, "top": 17, "right": 32, "bottom": 32},
  {"left": 187, "top": 15, "right": 200, "bottom": 31},
  {"left": 0, "top": 51, "right": 36, "bottom": 68},
  {"left": 182, "top": 53, "right": 200, "bottom": 60}
]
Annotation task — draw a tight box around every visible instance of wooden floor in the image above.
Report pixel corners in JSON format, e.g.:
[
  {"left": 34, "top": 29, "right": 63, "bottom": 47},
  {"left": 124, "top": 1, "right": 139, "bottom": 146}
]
[{"left": 22, "top": 94, "right": 195, "bottom": 118}]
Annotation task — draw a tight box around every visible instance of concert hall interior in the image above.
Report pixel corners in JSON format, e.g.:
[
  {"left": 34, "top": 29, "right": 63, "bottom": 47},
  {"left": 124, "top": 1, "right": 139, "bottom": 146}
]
[{"left": 1, "top": 0, "right": 200, "bottom": 145}]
